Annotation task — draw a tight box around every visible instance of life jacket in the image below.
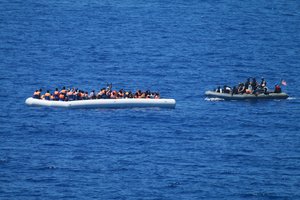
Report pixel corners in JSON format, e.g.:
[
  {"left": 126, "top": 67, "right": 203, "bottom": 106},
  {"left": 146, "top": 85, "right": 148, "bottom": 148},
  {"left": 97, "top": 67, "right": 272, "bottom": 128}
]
[
  {"left": 54, "top": 91, "right": 59, "bottom": 96},
  {"left": 44, "top": 92, "right": 51, "bottom": 100},
  {"left": 77, "top": 92, "right": 82, "bottom": 99},
  {"left": 275, "top": 85, "right": 281, "bottom": 93},
  {"left": 60, "top": 89, "right": 66, "bottom": 94},
  {"left": 59, "top": 93, "right": 65, "bottom": 100},
  {"left": 33, "top": 91, "right": 41, "bottom": 99}
]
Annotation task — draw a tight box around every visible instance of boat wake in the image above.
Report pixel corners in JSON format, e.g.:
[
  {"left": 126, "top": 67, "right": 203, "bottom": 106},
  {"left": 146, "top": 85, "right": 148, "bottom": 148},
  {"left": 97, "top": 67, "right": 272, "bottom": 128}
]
[{"left": 205, "top": 97, "right": 224, "bottom": 101}]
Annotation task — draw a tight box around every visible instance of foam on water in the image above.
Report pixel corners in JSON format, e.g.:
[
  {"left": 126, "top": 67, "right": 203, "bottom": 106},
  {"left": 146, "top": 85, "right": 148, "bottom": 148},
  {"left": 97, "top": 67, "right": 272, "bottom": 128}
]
[{"left": 204, "top": 97, "right": 224, "bottom": 101}]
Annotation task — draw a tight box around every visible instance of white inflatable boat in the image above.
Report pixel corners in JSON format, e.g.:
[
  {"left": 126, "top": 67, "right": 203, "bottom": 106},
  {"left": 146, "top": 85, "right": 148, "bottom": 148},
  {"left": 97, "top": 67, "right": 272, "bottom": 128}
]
[
  {"left": 25, "top": 97, "right": 176, "bottom": 109},
  {"left": 205, "top": 91, "right": 289, "bottom": 100}
]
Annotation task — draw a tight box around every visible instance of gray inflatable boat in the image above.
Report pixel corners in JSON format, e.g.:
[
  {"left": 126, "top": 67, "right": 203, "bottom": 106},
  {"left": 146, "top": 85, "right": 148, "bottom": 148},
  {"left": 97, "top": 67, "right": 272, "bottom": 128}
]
[{"left": 205, "top": 91, "right": 289, "bottom": 100}]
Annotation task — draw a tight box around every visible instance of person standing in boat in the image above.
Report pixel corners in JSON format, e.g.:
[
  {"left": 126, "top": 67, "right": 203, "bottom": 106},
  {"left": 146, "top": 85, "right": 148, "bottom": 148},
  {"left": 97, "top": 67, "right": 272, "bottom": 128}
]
[
  {"left": 251, "top": 78, "right": 258, "bottom": 90},
  {"left": 260, "top": 78, "right": 267, "bottom": 87},
  {"left": 245, "top": 78, "right": 251, "bottom": 90},
  {"left": 259, "top": 78, "right": 268, "bottom": 94}
]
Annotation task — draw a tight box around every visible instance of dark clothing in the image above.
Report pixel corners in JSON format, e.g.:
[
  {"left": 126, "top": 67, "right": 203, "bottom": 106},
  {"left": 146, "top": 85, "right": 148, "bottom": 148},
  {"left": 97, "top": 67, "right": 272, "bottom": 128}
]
[
  {"left": 245, "top": 80, "right": 250, "bottom": 89},
  {"left": 251, "top": 80, "right": 258, "bottom": 90},
  {"left": 274, "top": 85, "right": 282, "bottom": 93}
]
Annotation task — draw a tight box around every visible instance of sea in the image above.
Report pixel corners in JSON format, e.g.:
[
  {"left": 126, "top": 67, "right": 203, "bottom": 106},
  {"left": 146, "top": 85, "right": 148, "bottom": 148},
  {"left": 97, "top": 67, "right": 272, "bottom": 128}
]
[{"left": 1, "top": 0, "right": 300, "bottom": 199}]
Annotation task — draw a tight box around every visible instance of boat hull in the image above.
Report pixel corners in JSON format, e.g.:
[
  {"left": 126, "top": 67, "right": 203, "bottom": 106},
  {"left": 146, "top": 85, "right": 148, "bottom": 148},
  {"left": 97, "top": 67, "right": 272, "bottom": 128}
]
[
  {"left": 25, "top": 97, "right": 176, "bottom": 109},
  {"left": 205, "top": 91, "right": 289, "bottom": 100}
]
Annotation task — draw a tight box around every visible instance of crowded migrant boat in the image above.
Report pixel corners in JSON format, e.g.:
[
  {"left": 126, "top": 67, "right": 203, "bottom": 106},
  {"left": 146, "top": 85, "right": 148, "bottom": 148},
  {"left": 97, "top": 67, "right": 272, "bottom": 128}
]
[{"left": 32, "top": 84, "right": 161, "bottom": 101}]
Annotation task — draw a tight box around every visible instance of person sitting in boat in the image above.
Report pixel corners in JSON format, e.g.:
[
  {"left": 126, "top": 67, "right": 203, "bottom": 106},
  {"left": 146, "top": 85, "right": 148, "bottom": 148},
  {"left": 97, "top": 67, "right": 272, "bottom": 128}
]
[
  {"left": 89, "top": 90, "right": 96, "bottom": 99},
  {"left": 110, "top": 91, "right": 118, "bottom": 99},
  {"left": 223, "top": 85, "right": 231, "bottom": 94},
  {"left": 67, "top": 89, "right": 74, "bottom": 101},
  {"left": 237, "top": 83, "right": 245, "bottom": 94},
  {"left": 96, "top": 88, "right": 103, "bottom": 99},
  {"left": 135, "top": 90, "right": 142, "bottom": 98},
  {"left": 154, "top": 93, "right": 160, "bottom": 99},
  {"left": 60, "top": 87, "right": 67, "bottom": 95},
  {"left": 215, "top": 86, "right": 222, "bottom": 93},
  {"left": 125, "top": 91, "right": 134, "bottom": 98},
  {"left": 78, "top": 90, "right": 84, "bottom": 100},
  {"left": 53, "top": 88, "right": 60, "bottom": 101},
  {"left": 274, "top": 84, "right": 282, "bottom": 93},
  {"left": 75, "top": 89, "right": 80, "bottom": 100},
  {"left": 33, "top": 90, "right": 41, "bottom": 99},
  {"left": 254, "top": 84, "right": 268, "bottom": 95},
  {"left": 44, "top": 90, "right": 51, "bottom": 100},
  {"left": 118, "top": 89, "right": 125, "bottom": 98},
  {"left": 59, "top": 93, "right": 65, "bottom": 101},
  {"left": 85, "top": 91, "right": 89, "bottom": 100},
  {"left": 231, "top": 86, "right": 238, "bottom": 95}
]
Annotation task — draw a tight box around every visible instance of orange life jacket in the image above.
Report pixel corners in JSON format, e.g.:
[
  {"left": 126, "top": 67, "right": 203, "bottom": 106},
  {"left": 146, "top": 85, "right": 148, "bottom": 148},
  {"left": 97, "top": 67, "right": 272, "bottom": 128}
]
[
  {"left": 54, "top": 91, "right": 59, "bottom": 95},
  {"left": 45, "top": 93, "right": 51, "bottom": 97},
  {"left": 59, "top": 94, "right": 65, "bottom": 100}
]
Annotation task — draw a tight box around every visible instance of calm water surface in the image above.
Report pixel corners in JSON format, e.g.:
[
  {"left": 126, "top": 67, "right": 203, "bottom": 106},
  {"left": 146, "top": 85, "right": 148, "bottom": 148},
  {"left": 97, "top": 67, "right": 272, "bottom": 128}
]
[{"left": 1, "top": 0, "right": 300, "bottom": 199}]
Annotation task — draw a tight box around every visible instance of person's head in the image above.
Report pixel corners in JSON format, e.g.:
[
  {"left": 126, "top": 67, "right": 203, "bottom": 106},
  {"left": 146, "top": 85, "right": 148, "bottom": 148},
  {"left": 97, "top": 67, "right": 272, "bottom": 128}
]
[
  {"left": 63, "top": 86, "right": 65, "bottom": 89},
  {"left": 47, "top": 90, "right": 49, "bottom": 93},
  {"left": 39, "top": 89, "right": 42, "bottom": 92}
]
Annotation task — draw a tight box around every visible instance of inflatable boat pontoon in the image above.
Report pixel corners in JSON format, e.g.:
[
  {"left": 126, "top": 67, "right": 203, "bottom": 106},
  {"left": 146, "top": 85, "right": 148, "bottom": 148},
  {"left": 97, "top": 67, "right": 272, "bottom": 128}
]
[
  {"left": 25, "top": 97, "right": 176, "bottom": 109},
  {"left": 205, "top": 91, "right": 289, "bottom": 100}
]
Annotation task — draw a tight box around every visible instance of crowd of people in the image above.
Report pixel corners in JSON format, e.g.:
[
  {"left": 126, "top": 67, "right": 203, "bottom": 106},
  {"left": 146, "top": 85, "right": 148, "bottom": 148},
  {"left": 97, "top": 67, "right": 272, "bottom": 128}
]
[
  {"left": 214, "top": 77, "right": 283, "bottom": 95},
  {"left": 32, "top": 84, "right": 161, "bottom": 101}
]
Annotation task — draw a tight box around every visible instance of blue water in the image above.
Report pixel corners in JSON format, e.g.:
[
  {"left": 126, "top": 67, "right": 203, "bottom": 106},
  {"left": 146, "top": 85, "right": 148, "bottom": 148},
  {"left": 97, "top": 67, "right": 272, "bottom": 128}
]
[{"left": 1, "top": 0, "right": 300, "bottom": 199}]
